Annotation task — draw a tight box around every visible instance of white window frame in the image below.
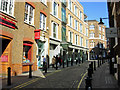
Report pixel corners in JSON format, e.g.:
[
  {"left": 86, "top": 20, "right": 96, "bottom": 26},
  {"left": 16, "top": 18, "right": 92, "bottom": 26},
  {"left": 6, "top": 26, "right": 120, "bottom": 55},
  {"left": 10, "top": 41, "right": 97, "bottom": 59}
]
[
  {"left": 52, "top": 22, "right": 58, "bottom": 39},
  {"left": 80, "top": 37, "right": 83, "bottom": 47},
  {"left": 74, "top": 19, "right": 77, "bottom": 30},
  {"left": 99, "top": 26, "right": 101, "bottom": 31},
  {"left": 0, "top": 0, "right": 15, "bottom": 16},
  {"left": 80, "top": 23, "right": 82, "bottom": 33},
  {"left": 69, "top": 31, "right": 73, "bottom": 43},
  {"left": 75, "top": 34, "right": 78, "bottom": 45},
  {"left": 86, "top": 28, "right": 88, "bottom": 36},
  {"left": 86, "top": 39, "right": 88, "bottom": 47},
  {"left": 89, "top": 25, "right": 95, "bottom": 30},
  {"left": 79, "top": 11, "right": 82, "bottom": 20},
  {"left": 99, "top": 34, "right": 101, "bottom": 39},
  {"left": 24, "top": 3, "right": 34, "bottom": 25},
  {"left": 102, "top": 27, "right": 104, "bottom": 32},
  {"left": 68, "top": 0, "right": 72, "bottom": 11},
  {"left": 74, "top": 5, "right": 77, "bottom": 16},
  {"left": 40, "top": 13, "right": 46, "bottom": 31},
  {"left": 52, "top": 0, "right": 58, "bottom": 18}
]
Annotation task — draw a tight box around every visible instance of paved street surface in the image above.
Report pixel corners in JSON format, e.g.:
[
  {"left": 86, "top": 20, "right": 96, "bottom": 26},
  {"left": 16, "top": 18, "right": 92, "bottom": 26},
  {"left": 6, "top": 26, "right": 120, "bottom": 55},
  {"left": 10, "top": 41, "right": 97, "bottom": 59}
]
[
  {"left": 2, "top": 61, "right": 89, "bottom": 89},
  {"left": 1, "top": 60, "right": 120, "bottom": 89}
]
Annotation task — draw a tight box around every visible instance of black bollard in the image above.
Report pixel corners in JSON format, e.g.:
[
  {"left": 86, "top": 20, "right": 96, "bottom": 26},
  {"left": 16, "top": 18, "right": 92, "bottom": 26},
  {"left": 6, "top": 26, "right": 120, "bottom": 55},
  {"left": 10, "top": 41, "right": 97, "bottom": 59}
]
[
  {"left": 79, "top": 59, "right": 80, "bottom": 64},
  {"left": 71, "top": 59, "right": 73, "bottom": 66},
  {"left": 94, "top": 61, "right": 96, "bottom": 70},
  {"left": 67, "top": 59, "right": 68, "bottom": 67},
  {"left": 8, "top": 67, "right": 11, "bottom": 86},
  {"left": 85, "top": 77, "right": 92, "bottom": 90},
  {"left": 45, "top": 63, "right": 47, "bottom": 73},
  {"left": 63, "top": 60, "right": 64, "bottom": 68},
  {"left": 29, "top": 64, "right": 32, "bottom": 78},
  {"left": 56, "top": 62, "right": 58, "bottom": 70},
  {"left": 76, "top": 59, "right": 77, "bottom": 65},
  {"left": 88, "top": 67, "right": 92, "bottom": 78},
  {"left": 100, "top": 60, "right": 101, "bottom": 66},
  {"left": 91, "top": 62, "right": 93, "bottom": 74},
  {"left": 98, "top": 60, "right": 99, "bottom": 67}
]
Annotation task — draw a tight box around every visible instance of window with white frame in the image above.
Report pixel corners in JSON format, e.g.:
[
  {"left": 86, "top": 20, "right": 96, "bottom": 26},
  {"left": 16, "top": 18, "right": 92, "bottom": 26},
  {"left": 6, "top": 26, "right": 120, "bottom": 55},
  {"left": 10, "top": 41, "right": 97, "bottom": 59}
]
[
  {"left": 41, "top": 0, "right": 47, "bottom": 5},
  {"left": 52, "top": 22, "right": 58, "bottom": 38},
  {"left": 86, "top": 39, "right": 88, "bottom": 47},
  {"left": 90, "top": 40, "right": 94, "bottom": 48},
  {"left": 79, "top": 11, "right": 82, "bottom": 20},
  {"left": 74, "top": 19, "right": 77, "bottom": 30},
  {"left": 0, "top": 0, "right": 14, "bottom": 15},
  {"left": 103, "top": 35, "right": 104, "bottom": 40},
  {"left": 75, "top": 34, "right": 78, "bottom": 45},
  {"left": 80, "top": 23, "right": 82, "bottom": 33},
  {"left": 99, "top": 43, "right": 102, "bottom": 48},
  {"left": 68, "top": 14, "right": 72, "bottom": 27},
  {"left": 99, "top": 26, "right": 101, "bottom": 31},
  {"left": 74, "top": 5, "right": 77, "bottom": 16},
  {"left": 86, "top": 28, "right": 88, "bottom": 36},
  {"left": 40, "top": 13, "right": 46, "bottom": 31},
  {"left": 53, "top": 1, "right": 58, "bottom": 17},
  {"left": 89, "top": 25, "right": 95, "bottom": 30},
  {"left": 102, "top": 27, "right": 104, "bottom": 32},
  {"left": 24, "top": 3, "right": 34, "bottom": 25},
  {"left": 99, "top": 34, "right": 101, "bottom": 39},
  {"left": 89, "top": 32, "right": 94, "bottom": 38},
  {"left": 68, "top": 0, "right": 72, "bottom": 11},
  {"left": 80, "top": 37, "right": 83, "bottom": 46},
  {"left": 69, "top": 31, "right": 73, "bottom": 43}
]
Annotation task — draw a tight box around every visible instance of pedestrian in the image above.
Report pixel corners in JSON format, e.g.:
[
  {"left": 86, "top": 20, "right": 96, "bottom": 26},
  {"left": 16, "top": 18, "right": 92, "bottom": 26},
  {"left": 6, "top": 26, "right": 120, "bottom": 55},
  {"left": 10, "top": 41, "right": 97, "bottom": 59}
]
[
  {"left": 58, "top": 55, "right": 61, "bottom": 66},
  {"left": 55, "top": 55, "right": 58, "bottom": 69},
  {"left": 46, "top": 55, "right": 49, "bottom": 68},
  {"left": 42, "top": 56, "right": 47, "bottom": 71},
  {"left": 52, "top": 56, "right": 56, "bottom": 68}
]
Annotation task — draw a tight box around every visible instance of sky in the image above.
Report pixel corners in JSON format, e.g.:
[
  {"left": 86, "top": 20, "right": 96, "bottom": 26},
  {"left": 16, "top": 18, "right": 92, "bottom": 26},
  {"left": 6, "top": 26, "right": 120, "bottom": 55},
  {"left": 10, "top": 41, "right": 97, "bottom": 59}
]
[{"left": 80, "top": 1, "right": 109, "bottom": 28}]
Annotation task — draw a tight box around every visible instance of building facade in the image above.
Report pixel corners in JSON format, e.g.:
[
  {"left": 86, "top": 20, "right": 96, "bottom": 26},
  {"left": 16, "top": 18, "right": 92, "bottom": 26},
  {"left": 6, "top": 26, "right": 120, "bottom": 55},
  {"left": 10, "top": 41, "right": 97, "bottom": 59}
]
[
  {"left": 87, "top": 20, "right": 107, "bottom": 60},
  {"left": 107, "top": 1, "right": 120, "bottom": 85}
]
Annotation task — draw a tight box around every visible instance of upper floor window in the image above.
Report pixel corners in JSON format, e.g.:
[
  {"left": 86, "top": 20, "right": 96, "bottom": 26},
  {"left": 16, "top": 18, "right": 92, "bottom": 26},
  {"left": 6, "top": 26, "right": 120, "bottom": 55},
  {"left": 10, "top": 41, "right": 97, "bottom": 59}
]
[
  {"left": 68, "top": 14, "right": 72, "bottom": 27},
  {"left": 99, "top": 34, "right": 101, "bottom": 39},
  {"left": 53, "top": 1, "right": 58, "bottom": 17},
  {"left": 89, "top": 25, "right": 95, "bottom": 30},
  {"left": 74, "top": 19, "right": 78, "bottom": 30},
  {"left": 74, "top": 5, "right": 77, "bottom": 16},
  {"left": 86, "top": 28, "right": 88, "bottom": 36},
  {"left": 0, "top": 0, "right": 14, "bottom": 16},
  {"left": 52, "top": 22, "right": 58, "bottom": 38},
  {"left": 103, "top": 35, "right": 105, "bottom": 40},
  {"left": 41, "top": 0, "right": 47, "bottom": 5},
  {"left": 75, "top": 34, "right": 78, "bottom": 45},
  {"left": 68, "top": 0, "right": 72, "bottom": 11},
  {"left": 69, "top": 31, "right": 73, "bottom": 43},
  {"left": 89, "top": 32, "right": 94, "bottom": 38},
  {"left": 86, "top": 39, "right": 88, "bottom": 47},
  {"left": 99, "top": 26, "right": 101, "bottom": 31},
  {"left": 102, "top": 27, "right": 104, "bottom": 32},
  {"left": 62, "top": 7, "right": 66, "bottom": 22},
  {"left": 80, "top": 37, "right": 83, "bottom": 46},
  {"left": 80, "top": 23, "right": 82, "bottom": 33},
  {"left": 80, "top": 11, "right": 82, "bottom": 20},
  {"left": 24, "top": 3, "right": 34, "bottom": 25},
  {"left": 40, "top": 13, "right": 46, "bottom": 31}
]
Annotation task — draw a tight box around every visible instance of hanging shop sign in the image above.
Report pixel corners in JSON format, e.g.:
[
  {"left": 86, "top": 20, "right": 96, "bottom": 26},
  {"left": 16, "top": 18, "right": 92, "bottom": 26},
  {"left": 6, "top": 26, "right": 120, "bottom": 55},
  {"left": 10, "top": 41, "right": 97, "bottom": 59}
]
[
  {"left": 105, "top": 28, "right": 117, "bottom": 38},
  {"left": 34, "top": 29, "right": 40, "bottom": 39}
]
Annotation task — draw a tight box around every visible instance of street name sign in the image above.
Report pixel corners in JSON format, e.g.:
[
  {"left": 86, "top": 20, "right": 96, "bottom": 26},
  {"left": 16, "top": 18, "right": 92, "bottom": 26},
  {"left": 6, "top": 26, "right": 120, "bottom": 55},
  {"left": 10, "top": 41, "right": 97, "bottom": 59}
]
[{"left": 105, "top": 28, "right": 117, "bottom": 38}]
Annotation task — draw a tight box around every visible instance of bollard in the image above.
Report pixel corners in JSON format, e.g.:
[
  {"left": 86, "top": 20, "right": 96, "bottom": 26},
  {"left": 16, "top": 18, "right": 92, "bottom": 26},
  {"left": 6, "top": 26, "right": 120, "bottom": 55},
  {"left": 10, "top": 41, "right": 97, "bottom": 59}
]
[
  {"left": 79, "top": 59, "right": 80, "bottom": 64},
  {"left": 67, "top": 59, "right": 69, "bottom": 67},
  {"left": 8, "top": 67, "right": 11, "bottom": 86},
  {"left": 29, "top": 64, "right": 32, "bottom": 78},
  {"left": 56, "top": 62, "right": 58, "bottom": 70},
  {"left": 76, "top": 59, "right": 77, "bottom": 65},
  {"left": 90, "top": 63, "right": 93, "bottom": 74},
  {"left": 85, "top": 77, "right": 92, "bottom": 90},
  {"left": 45, "top": 63, "right": 47, "bottom": 73},
  {"left": 94, "top": 61, "right": 96, "bottom": 70},
  {"left": 71, "top": 59, "right": 73, "bottom": 66},
  {"left": 98, "top": 60, "right": 99, "bottom": 67},
  {"left": 88, "top": 67, "right": 92, "bottom": 78},
  {"left": 63, "top": 60, "right": 64, "bottom": 68},
  {"left": 100, "top": 60, "right": 101, "bottom": 66}
]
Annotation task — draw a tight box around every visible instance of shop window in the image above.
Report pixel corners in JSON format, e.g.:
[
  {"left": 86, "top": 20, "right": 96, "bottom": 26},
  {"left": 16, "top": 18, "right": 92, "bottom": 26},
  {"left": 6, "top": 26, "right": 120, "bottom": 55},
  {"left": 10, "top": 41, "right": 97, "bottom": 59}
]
[{"left": 23, "top": 43, "right": 32, "bottom": 63}]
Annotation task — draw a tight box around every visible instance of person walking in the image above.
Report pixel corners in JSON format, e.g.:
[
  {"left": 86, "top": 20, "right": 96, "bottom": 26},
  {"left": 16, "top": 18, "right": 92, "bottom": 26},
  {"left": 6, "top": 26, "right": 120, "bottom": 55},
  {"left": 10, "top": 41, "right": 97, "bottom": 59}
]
[
  {"left": 55, "top": 55, "right": 58, "bottom": 70},
  {"left": 42, "top": 56, "right": 47, "bottom": 72},
  {"left": 58, "top": 55, "right": 61, "bottom": 66},
  {"left": 52, "top": 56, "right": 56, "bottom": 68}
]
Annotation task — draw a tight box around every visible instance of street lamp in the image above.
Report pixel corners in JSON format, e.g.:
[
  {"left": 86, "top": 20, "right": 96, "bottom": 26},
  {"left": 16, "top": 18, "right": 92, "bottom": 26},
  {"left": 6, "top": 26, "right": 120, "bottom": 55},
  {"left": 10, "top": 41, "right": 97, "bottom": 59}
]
[{"left": 98, "top": 18, "right": 108, "bottom": 25}]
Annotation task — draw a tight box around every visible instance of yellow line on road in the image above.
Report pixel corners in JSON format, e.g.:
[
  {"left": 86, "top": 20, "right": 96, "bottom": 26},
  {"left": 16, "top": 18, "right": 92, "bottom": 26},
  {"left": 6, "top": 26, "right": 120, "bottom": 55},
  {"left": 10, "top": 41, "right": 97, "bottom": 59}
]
[
  {"left": 77, "top": 72, "right": 87, "bottom": 90},
  {"left": 12, "top": 69, "right": 62, "bottom": 89}
]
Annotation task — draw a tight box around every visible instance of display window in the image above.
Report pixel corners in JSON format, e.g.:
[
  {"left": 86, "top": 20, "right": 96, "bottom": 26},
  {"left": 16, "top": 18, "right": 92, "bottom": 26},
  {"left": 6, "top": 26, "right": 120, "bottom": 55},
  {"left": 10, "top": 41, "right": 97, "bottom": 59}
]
[{"left": 23, "top": 43, "right": 32, "bottom": 63}]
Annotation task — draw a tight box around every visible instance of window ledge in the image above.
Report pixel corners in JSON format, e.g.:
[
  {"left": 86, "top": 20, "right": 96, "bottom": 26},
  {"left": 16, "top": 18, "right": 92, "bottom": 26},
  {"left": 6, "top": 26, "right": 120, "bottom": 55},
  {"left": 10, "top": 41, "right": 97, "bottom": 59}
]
[
  {"left": 41, "top": 2, "right": 48, "bottom": 8},
  {"left": 24, "top": 21, "right": 35, "bottom": 28},
  {"left": 50, "top": 13, "right": 61, "bottom": 21},
  {"left": 0, "top": 10, "right": 16, "bottom": 19}
]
